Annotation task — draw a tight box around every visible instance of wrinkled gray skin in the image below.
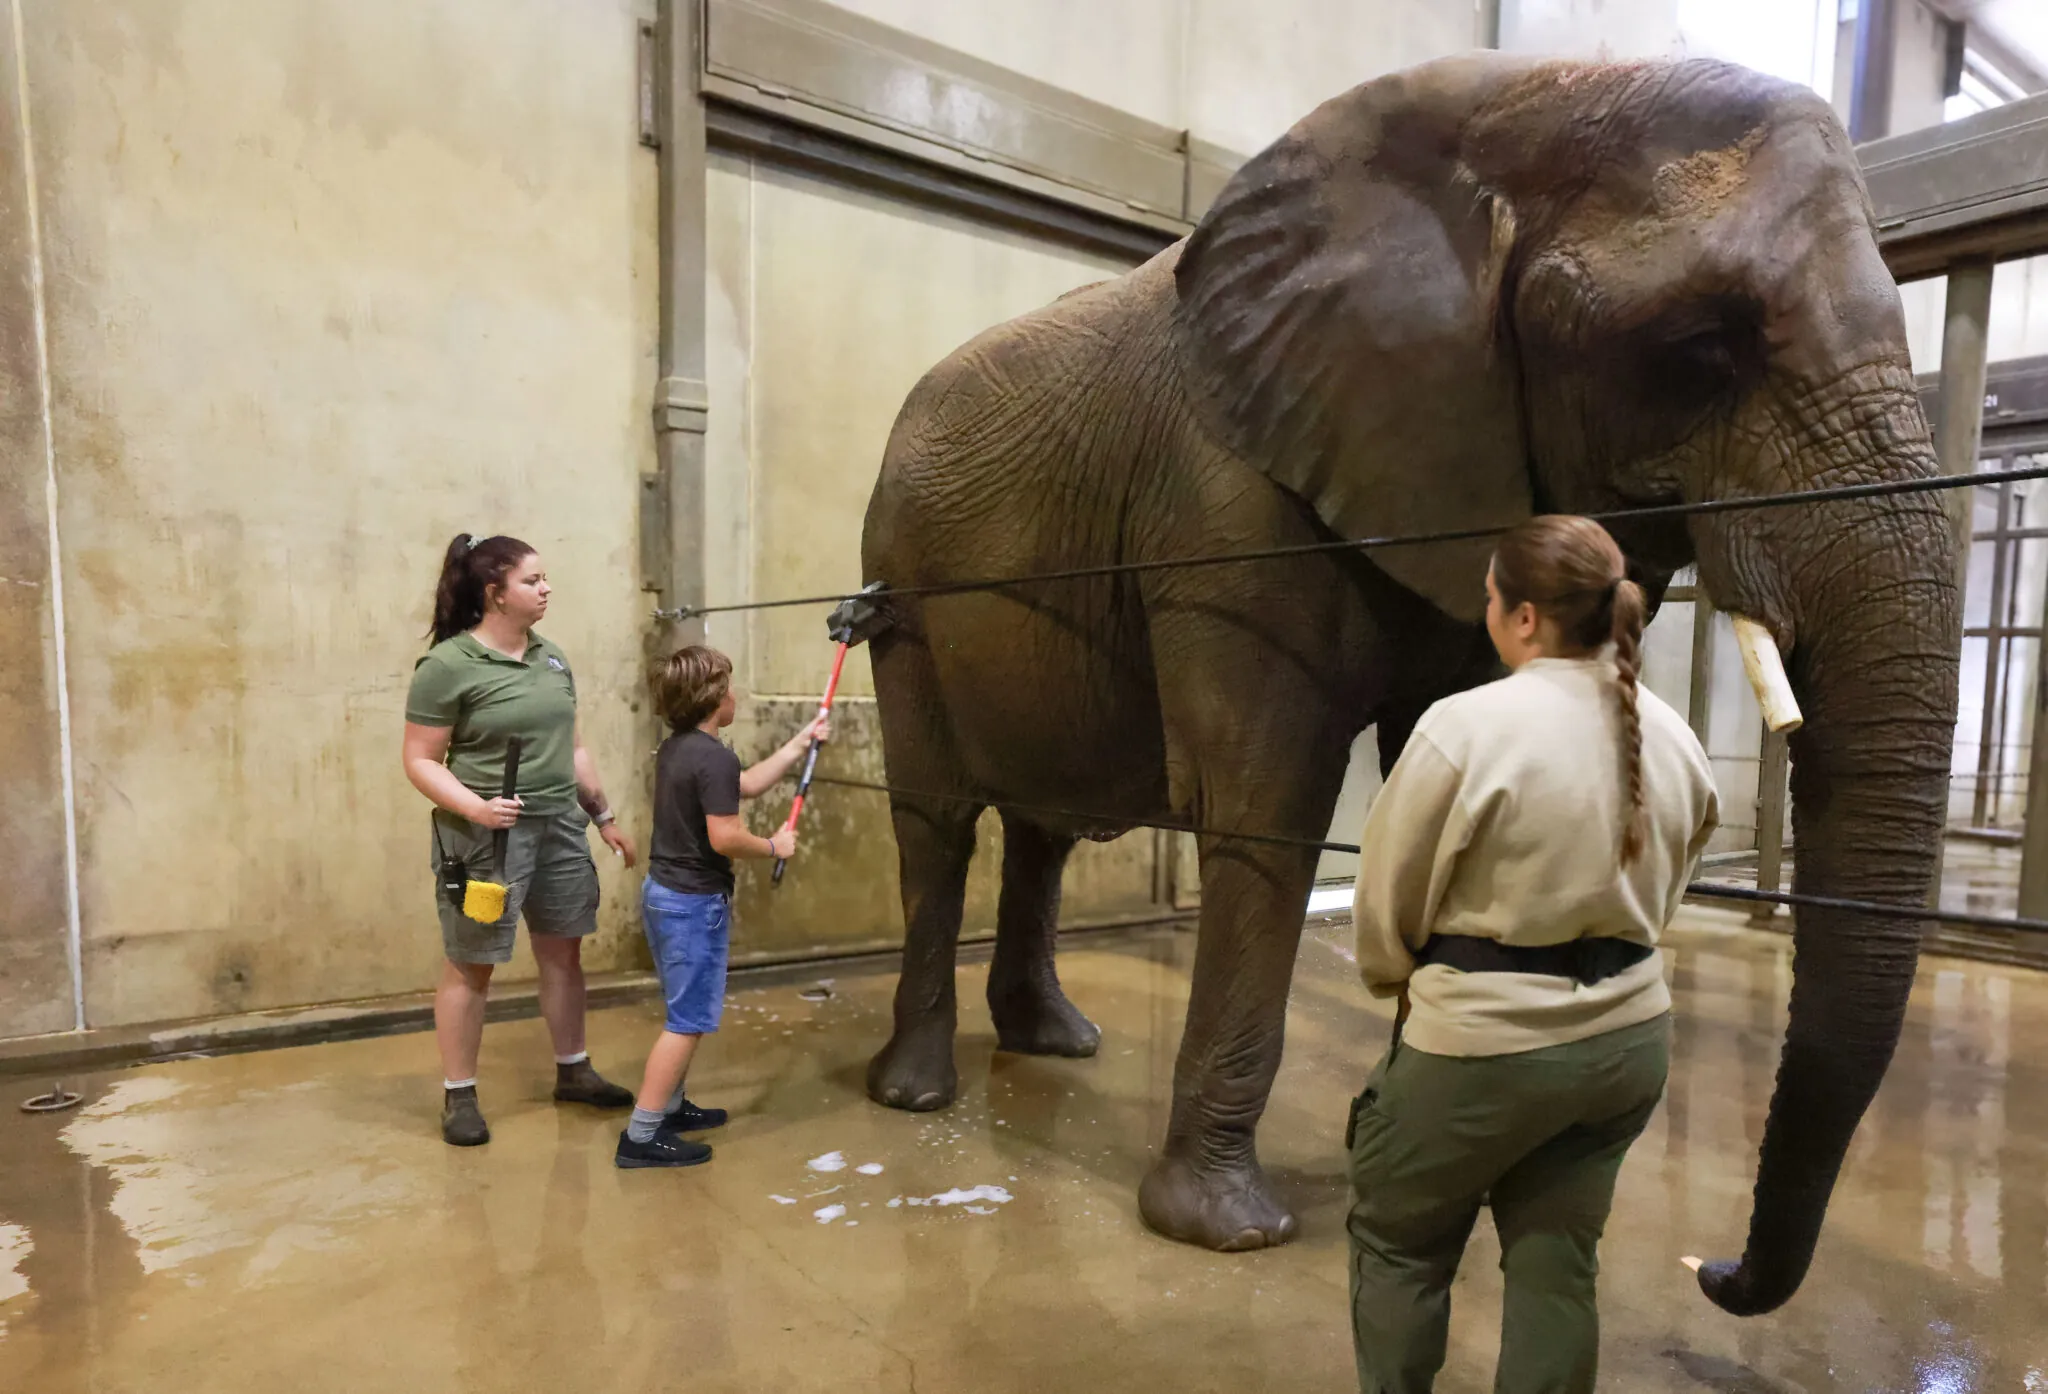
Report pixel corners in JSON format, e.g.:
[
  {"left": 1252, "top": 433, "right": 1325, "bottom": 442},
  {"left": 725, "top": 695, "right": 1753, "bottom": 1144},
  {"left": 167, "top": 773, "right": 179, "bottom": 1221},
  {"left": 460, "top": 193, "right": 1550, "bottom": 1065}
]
[{"left": 858, "top": 53, "right": 1958, "bottom": 1316}]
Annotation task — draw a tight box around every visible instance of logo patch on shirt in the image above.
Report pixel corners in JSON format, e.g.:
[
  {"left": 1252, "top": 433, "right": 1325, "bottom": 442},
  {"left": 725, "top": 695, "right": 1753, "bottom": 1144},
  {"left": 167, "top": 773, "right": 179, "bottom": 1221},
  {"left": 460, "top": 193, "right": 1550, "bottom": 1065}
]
[{"left": 547, "top": 656, "right": 566, "bottom": 672}]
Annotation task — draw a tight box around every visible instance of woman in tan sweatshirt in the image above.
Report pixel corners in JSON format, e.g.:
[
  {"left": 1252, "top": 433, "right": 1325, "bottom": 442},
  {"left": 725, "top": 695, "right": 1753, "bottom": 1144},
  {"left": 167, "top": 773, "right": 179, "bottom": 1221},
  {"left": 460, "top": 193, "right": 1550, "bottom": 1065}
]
[{"left": 1346, "top": 515, "right": 1719, "bottom": 1394}]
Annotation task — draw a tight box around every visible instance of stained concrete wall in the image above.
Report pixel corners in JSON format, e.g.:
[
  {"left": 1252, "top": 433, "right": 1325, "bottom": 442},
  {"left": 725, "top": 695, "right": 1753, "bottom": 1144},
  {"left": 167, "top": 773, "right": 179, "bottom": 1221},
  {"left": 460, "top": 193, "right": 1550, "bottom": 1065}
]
[
  {"left": 18, "top": 0, "right": 660, "bottom": 1030},
  {"left": 0, "top": 8, "right": 75, "bottom": 1040},
  {"left": 701, "top": 152, "right": 1158, "bottom": 956}
]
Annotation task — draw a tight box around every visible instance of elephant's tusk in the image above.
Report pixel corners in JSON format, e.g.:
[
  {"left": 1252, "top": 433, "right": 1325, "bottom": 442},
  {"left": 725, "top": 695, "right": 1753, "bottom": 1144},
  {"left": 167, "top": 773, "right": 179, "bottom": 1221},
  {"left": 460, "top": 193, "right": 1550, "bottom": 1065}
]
[
  {"left": 1680, "top": 1255, "right": 1704, "bottom": 1272},
  {"left": 1731, "top": 616, "right": 1804, "bottom": 734}
]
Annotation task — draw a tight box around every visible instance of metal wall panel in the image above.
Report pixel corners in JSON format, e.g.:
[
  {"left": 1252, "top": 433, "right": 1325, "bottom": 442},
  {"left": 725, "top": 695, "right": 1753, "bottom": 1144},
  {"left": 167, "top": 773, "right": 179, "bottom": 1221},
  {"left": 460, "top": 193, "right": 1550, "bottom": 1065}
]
[
  {"left": 1183, "top": 135, "right": 1243, "bottom": 223},
  {"left": 1865, "top": 93, "right": 2048, "bottom": 278},
  {"left": 707, "top": 0, "right": 1195, "bottom": 222}
]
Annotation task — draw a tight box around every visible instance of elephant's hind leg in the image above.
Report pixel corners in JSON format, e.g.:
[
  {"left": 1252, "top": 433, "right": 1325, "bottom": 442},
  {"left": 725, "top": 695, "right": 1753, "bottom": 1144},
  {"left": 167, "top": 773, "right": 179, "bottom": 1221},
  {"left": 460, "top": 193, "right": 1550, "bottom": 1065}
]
[
  {"left": 867, "top": 626, "right": 982, "bottom": 1112},
  {"left": 988, "top": 816, "right": 1099, "bottom": 1058},
  {"left": 867, "top": 794, "right": 980, "bottom": 1111}
]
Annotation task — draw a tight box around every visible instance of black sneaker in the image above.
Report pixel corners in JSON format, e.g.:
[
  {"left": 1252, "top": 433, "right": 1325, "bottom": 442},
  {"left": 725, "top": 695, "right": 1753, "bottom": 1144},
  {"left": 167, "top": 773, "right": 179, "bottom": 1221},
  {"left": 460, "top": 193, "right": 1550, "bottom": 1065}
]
[
  {"left": 615, "top": 1129, "right": 713, "bottom": 1169},
  {"left": 442, "top": 1086, "right": 489, "bottom": 1147},
  {"left": 659, "top": 1098, "right": 729, "bottom": 1134}
]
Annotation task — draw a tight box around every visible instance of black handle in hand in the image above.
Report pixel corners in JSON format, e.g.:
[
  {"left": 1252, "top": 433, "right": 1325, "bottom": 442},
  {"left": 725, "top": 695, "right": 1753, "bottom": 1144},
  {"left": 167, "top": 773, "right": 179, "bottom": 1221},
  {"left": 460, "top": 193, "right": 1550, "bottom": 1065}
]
[
  {"left": 493, "top": 738, "right": 523, "bottom": 881},
  {"left": 770, "top": 738, "right": 825, "bottom": 889}
]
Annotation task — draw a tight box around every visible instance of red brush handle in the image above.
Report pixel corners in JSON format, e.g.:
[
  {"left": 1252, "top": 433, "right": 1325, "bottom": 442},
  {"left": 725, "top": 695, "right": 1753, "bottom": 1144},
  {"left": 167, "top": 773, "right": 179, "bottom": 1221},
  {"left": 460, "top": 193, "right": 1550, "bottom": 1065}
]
[{"left": 772, "top": 641, "right": 849, "bottom": 885}]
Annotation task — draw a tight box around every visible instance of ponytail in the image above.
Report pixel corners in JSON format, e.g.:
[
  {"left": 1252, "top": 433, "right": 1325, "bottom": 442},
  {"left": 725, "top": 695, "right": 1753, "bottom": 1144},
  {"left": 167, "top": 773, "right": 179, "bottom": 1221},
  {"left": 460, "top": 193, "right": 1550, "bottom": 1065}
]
[
  {"left": 429, "top": 533, "right": 536, "bottom": 645},
  {"left": 1608, "top": 577, "right": 1648, "bottom": 866},
  {"left": 1491, "top": 515, "right": 1649, "bottom": 866}
]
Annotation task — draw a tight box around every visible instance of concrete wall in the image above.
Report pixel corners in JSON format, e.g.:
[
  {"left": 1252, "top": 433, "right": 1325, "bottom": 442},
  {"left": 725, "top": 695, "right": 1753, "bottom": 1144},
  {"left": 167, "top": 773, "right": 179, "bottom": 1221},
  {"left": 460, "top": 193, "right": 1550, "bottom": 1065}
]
[
  {"left": 15, "top": 0, "right": 660, "bottom": 1031},
  {"left": 0, "top": 7, "right": 76, "bottom": 1040},
  {"left": 824, "top": 0, "right": 1488, "bottom": 156},
  {"left": 1499, "top": 0, "right": 1683, "bottom": 59},
  {"left": 701, "top": 151, "right": 1157, "bottom": 956},
  {"left": 1180, "top": 0, "right": 1489, "bottom": 155},
  {"left": 8, "top": 0, "right": 2006, "bottom": 1036}
]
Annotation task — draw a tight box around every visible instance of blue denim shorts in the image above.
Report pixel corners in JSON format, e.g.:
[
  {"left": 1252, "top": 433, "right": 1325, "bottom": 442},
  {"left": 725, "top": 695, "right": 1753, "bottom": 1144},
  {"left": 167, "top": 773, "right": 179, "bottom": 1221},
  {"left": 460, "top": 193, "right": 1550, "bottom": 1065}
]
[{"left": 642, "top": 879, "right": 730, "bottom": 1035}]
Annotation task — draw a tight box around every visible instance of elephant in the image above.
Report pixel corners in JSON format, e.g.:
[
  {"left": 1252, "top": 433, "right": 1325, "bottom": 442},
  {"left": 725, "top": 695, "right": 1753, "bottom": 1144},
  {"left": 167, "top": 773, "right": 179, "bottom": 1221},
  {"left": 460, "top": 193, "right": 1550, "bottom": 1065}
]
[{"left": 854, "top": 51, "right": 1959, "bottom": 1318}]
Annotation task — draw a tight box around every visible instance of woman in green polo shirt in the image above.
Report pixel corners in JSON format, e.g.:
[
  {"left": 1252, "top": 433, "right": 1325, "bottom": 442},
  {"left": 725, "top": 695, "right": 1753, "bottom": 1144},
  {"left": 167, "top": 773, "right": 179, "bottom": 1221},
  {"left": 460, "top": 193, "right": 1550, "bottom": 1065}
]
[{"left": 402, "top": 533, "right": 640, "bottom": 1147}]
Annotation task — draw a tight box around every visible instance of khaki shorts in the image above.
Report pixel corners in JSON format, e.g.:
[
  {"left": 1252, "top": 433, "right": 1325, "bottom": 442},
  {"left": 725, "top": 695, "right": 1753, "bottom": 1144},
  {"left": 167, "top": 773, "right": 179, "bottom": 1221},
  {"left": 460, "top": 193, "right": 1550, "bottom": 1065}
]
[{"left": 430, "top": 808, "right": 600, "bottom": 965}]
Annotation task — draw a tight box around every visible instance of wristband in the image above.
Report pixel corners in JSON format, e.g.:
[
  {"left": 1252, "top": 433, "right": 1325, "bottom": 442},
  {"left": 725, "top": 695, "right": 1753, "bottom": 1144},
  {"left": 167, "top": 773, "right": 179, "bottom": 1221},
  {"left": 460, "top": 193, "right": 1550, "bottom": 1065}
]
[{"left": 593, "top": 809, "right": 616, "bottom": 828}]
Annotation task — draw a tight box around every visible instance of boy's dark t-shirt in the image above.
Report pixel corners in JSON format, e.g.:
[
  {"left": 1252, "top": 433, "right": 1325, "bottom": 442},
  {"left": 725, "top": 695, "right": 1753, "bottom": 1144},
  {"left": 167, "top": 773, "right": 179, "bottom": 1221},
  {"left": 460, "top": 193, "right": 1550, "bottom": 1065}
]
[{"left": 650, "top": 728, "right": 743, "bottom": 895}]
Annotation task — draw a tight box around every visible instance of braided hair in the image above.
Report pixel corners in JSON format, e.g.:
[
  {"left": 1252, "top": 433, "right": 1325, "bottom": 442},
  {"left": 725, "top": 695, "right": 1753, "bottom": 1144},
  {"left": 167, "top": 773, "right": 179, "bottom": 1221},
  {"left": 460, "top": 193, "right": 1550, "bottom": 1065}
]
[
  {"left": 1491, "top": 516, "right": 1649, "bottom": 865},
  {"left": 428, "top": 533, "right": 536, "bottom": 645}
]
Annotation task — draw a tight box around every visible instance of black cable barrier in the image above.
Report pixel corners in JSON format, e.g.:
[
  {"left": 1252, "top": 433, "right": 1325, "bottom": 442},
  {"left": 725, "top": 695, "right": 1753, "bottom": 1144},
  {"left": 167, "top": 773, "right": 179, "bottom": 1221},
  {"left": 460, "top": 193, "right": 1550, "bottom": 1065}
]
[{"left": 696, "top": 461, "right": 2048, "bottom": 941}]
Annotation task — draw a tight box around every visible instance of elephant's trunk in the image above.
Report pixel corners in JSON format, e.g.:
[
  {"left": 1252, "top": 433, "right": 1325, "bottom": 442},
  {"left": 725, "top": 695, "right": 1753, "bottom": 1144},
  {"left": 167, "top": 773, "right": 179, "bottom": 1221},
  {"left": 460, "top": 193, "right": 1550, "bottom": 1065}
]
[{"left": 1695, "top": 468, "right": 1961, "bottom": 1316}]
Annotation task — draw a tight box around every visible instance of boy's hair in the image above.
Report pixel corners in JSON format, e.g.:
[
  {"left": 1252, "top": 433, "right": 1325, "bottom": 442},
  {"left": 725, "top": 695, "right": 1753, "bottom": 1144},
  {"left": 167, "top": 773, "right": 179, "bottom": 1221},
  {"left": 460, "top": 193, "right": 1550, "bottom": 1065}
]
[{"left": 652, "top": 645, "right": 734, "bottom": 730}]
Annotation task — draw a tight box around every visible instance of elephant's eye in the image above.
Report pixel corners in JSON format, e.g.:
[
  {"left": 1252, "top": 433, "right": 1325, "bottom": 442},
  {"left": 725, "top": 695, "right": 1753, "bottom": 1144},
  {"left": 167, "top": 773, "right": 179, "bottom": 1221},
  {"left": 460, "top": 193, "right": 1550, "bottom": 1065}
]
[
  {"left": 1640, "top": 304, "right": 1766, "bottom": 405},
  {"left": 1670, "top": 330, "right": 1734, "bottom": 375}
]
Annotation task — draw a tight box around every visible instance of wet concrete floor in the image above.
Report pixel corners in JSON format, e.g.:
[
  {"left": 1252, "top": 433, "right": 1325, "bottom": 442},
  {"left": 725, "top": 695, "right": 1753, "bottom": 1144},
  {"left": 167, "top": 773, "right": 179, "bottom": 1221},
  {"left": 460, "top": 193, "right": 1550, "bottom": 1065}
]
[{"left": 3, "top": 909, "right": 2046, "bottom": 1392}]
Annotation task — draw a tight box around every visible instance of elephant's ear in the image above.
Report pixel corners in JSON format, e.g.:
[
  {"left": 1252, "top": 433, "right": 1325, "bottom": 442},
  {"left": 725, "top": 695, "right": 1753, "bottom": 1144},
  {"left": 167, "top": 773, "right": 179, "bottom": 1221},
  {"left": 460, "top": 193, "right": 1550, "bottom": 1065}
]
[{"left": 1174, "top": 70, "right": 1532, "bottom": 622}]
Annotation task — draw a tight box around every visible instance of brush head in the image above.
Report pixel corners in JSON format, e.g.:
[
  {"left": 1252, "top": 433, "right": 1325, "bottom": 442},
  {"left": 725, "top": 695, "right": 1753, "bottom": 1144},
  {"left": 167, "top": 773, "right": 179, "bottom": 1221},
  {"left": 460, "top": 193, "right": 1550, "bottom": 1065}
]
[{"left": 462, "top": 879, "right": 508, "bottom": 923}]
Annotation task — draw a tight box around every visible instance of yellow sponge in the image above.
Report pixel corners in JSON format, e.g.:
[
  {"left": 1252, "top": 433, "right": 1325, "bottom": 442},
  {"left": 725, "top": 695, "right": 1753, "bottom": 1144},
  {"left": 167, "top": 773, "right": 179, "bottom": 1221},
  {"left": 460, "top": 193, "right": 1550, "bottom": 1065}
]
[{"left": 462, "top": 879, "right": 507, "bottom": 923}]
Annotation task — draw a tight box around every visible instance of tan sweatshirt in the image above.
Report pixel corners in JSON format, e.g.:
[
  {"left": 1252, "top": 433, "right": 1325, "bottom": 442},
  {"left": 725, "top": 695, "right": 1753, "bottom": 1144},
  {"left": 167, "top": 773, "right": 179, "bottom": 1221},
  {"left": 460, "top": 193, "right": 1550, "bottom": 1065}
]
[{"left": 1352, "top": 655, "right": 1719, "bottom": 1057}]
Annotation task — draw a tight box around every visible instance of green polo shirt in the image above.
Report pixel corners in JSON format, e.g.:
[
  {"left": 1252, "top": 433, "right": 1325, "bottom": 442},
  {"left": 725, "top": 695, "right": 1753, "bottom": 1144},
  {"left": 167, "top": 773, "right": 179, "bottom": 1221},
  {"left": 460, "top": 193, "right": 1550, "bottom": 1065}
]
[{"left": 405, "top": 631, "right": 580, "bottom": 813}]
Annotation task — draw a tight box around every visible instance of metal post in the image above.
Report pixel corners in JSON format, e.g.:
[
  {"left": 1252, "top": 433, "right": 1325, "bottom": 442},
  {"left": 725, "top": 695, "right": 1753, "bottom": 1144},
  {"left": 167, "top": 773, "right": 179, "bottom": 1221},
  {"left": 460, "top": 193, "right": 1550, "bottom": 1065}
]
[
  {"left": 2021, "top": 554, "right": 2048, "bottom": 918},
  {"left": 1688, "top": 590, "right": 1716, "bottom": 746},
  {"left": 651, "top": 0, "right": 709, "bottom": 647},
  {"left": 1973, "top": 481, "right": 2013, "bottom": 825},
  {"left": 1848, "top": 0, "right": 1896, "bottom": 143},
  {"left": 1476, "top": 0, "right": 1502, "bottom": 50},
  {"left": 1937, "top": 262, "right": 1995, "bottom": 591},
  {"left": 1932, "top": 261, "right": 1996, "bottom": 901},
  {"left": 1992, "top": 489, "right": 2025, "bottom": 819},
  {"left": 1753, "top": 724, "right": 1789, "bottom": 925}
]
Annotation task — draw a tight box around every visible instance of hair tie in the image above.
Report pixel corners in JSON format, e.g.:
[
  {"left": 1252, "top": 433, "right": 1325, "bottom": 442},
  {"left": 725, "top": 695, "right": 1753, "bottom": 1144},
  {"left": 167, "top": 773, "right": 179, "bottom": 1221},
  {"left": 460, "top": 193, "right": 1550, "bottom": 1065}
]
[{"left": 462, "top": 534, "right": 479, "bottom": 553}]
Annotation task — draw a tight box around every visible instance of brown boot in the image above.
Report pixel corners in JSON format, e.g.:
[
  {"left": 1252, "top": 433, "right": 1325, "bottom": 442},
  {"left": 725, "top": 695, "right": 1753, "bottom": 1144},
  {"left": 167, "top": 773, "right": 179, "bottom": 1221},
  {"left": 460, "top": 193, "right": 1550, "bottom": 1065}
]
[
  {"left": 553, "top": 1059, "right": 634, "bottom": 1109},
  {"left": 442, "top": 1085, "right": 490, "bottom": 1146}
]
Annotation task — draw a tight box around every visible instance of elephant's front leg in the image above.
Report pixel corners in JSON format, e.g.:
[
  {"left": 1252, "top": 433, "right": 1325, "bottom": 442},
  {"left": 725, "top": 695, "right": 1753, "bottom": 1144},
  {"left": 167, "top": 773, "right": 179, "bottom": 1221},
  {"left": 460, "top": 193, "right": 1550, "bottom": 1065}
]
[{"left": 1138, "top": 836, "right": 1320, "bottom": 1251}]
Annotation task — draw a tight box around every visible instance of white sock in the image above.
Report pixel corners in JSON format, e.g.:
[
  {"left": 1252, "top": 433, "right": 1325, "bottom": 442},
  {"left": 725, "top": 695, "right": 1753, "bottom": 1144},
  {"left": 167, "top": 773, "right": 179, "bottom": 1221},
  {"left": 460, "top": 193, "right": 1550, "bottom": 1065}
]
[
  {"left": 554, "top": 1051, "right": 589, "bottom": 1067},
  {"left": 444, "top": 1077, "right": 478, "bottom": 1091},
  {"left": 664, "top": 1083, "right": 685, "bottom": 1112}
]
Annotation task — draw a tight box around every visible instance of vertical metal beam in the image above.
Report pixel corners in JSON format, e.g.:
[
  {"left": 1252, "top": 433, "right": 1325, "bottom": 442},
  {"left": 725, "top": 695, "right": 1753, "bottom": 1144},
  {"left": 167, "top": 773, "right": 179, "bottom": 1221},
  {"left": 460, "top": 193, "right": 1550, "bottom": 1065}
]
[
  {"left": 1973, "top": 480, "right": 2012, "bottom": 824},
  {"left": 1932, "top": 261, "right": 1996, "bottom": 898},
  {"left": 1688, "top": 591, "right": 1716, "bottom": 746},
  {"left": 1937, "top": 262, "right": 1995, "bottom": 583},
  {"left": 2019, "top": 551, "right": 2048, "bottom": 917},
  {"left": 653, "top": 0, "right": 709, "bottom": 646},
  {"left": 1753, "top": 725, "right": 1790, "bottom": 924},
  {"left": 1992, "top": 505, "right": 2025, "bottom": 818},
  {"left": 1848, "top": 0, "right": 1896, "bottom": 143},
  {"left": 1476, "top": 0, "right": 1502, "bottom": 50}
]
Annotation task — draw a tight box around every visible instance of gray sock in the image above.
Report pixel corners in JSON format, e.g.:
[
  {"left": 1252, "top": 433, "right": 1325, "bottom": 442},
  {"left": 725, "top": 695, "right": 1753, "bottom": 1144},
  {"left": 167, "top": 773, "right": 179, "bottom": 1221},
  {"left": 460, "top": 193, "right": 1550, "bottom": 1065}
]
[
  {"left": 627, "top": 1107, "right": 665, "bottom": 1144},
  {"left": 664, "top": 1083, "right": 685, "bottom": 1113}
]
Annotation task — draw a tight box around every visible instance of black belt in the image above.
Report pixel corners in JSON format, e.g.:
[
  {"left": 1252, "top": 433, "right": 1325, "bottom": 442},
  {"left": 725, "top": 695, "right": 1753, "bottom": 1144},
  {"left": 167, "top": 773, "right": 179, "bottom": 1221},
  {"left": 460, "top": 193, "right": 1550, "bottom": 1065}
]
[{"left": 1415, "top": 935, "right": 1653, "bottom": 987}]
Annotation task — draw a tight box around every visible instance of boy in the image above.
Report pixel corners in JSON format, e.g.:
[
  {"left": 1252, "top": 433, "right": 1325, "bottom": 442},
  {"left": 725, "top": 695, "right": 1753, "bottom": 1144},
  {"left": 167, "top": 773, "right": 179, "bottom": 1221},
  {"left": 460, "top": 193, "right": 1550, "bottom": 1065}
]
[{"left": 617, "top": 645, "right": 828, "bottom": 1168}]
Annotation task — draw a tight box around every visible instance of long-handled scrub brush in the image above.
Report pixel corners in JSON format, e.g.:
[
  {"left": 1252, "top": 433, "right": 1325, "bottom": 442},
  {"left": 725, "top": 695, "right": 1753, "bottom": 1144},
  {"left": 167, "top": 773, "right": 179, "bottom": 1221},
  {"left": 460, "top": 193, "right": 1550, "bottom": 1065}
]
[{"left": 462, "top": 737, "right": 522, "bottom": 922}]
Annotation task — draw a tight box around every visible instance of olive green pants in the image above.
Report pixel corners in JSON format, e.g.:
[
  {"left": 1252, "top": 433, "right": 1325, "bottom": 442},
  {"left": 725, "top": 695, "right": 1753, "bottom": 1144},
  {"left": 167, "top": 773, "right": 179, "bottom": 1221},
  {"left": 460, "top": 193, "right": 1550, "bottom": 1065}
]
[{"left": 1346, "top": 1015, "right": 1670, "bottom": 1394}]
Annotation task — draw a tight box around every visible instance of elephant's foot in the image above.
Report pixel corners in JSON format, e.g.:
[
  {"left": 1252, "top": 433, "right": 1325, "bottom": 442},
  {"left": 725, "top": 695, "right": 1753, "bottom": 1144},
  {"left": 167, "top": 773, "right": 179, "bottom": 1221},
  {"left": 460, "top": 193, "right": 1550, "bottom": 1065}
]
[
  {"left": 1138, "top": 1153, "right": 1297, "bottom": 1252},
  {"left": 866, "top": 1016, "right": 959, "bottom": 1111},
  {"left": 990, "top": 984, "right": 1101, "bottom": 1058}
]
